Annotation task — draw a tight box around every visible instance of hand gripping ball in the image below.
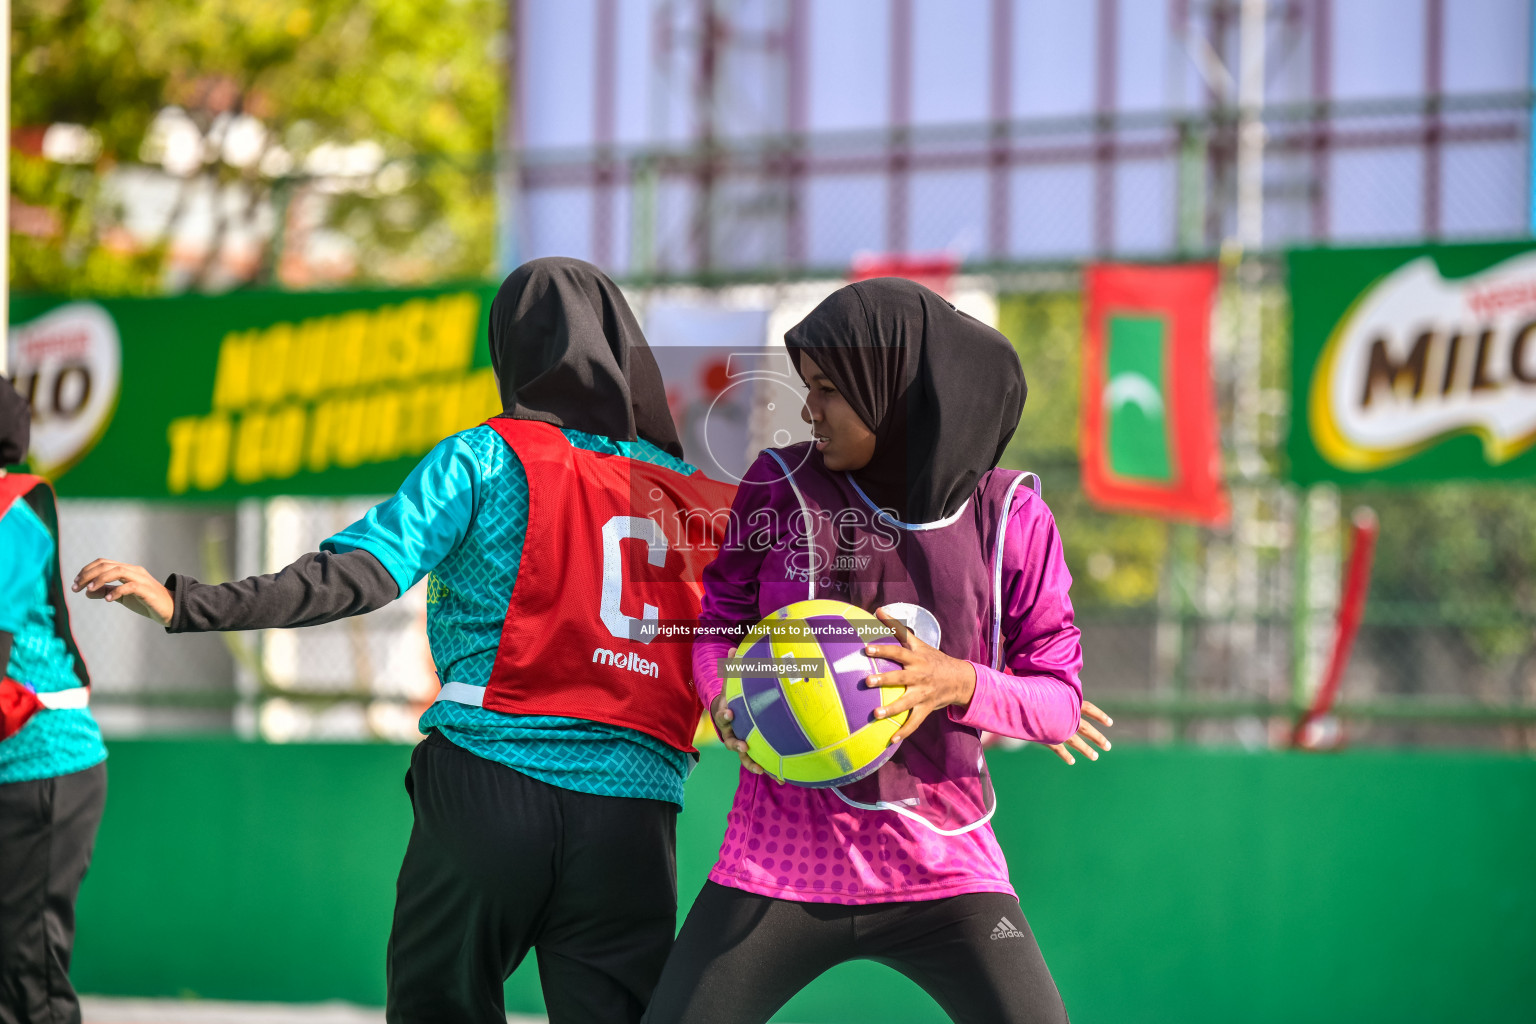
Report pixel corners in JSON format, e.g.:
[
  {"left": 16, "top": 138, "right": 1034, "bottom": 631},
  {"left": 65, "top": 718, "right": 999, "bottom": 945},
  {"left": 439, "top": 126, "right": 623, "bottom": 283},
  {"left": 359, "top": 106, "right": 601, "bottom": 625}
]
[{"left": 722, "top": 599, "right": 909, "bottom": 787}]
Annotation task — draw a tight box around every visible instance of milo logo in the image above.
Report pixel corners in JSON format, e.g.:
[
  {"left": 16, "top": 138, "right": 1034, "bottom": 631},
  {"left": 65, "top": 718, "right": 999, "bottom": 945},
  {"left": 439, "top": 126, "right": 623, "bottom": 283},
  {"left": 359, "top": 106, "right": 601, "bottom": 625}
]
[
  {"left": 1309, "top": 253, "right": 1536, "bottom": 472},
  {"left": 8, "top": 303, "right": 122, "bottom": 477}
]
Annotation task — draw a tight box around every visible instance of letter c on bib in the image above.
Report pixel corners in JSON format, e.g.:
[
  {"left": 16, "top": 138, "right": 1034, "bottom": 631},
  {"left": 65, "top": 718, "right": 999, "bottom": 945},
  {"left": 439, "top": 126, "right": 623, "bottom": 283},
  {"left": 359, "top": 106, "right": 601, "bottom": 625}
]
[{"left": 600, "top": 515, "right": 669, "bottom": 644}]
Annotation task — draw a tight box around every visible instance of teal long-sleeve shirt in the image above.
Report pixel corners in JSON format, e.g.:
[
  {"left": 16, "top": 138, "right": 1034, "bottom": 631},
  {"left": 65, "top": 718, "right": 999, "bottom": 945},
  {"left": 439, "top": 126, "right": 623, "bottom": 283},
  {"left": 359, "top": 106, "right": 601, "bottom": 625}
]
[
  {"left": 323, "top": 424, "right": 698, "bottom": 808},
  {"left": 0, "top": 487, "right": 106, "bottom": 785}
]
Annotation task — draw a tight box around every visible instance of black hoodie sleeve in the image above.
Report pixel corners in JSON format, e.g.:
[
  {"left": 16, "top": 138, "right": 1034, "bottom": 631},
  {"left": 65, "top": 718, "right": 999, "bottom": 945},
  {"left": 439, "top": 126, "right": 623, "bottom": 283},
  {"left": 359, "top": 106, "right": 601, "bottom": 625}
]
[{"left": 165, "top": 549, "right": 400, "bottom": 633}]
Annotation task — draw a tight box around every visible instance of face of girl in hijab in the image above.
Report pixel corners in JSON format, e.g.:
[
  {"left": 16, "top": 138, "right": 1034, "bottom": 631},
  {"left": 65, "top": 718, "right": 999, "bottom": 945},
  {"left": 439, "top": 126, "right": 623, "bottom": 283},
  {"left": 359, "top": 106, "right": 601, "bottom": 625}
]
[
  {"left": 786, "top": 278, "right": 1025, "bottom": 521},
  {"left": 798, "top": 351, "right": 877, "bottom": 472}
]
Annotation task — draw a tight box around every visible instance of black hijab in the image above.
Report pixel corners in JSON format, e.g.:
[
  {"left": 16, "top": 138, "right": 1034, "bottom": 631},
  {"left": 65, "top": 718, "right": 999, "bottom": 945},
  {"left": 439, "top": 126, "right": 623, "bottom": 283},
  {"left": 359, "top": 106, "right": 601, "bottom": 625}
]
[
  {"left": 488, "top": 257, "right": 684, "bottom": 458},
  {"left": 784, "top": 278, "right": 1026, "bottom": 523},
  {"left": 0, "top": 377, "right": 30, "bottom": 467}
]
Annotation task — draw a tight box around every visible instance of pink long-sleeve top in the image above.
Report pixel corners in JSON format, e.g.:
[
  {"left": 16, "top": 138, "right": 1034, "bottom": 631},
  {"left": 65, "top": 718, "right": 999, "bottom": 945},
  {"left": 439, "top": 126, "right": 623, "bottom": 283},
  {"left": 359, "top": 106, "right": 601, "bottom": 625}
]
[{"left": 694, "top": 458, "right": 1083, "bottom": 905}]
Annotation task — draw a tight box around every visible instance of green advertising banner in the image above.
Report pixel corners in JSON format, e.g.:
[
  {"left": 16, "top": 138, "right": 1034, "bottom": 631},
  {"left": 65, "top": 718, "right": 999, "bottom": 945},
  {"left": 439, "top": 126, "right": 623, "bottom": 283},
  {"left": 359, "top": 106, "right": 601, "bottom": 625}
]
[
  {"left": 7, "top": 284, "right": 501, "bottom": 499},
  {"left": 1288, "top": 241, "right": 1536, "bottom": 485}
]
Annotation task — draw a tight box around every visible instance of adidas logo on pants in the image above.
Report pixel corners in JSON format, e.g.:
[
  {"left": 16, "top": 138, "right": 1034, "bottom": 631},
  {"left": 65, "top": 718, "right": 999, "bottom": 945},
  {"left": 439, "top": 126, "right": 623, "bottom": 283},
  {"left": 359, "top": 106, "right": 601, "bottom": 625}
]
[{"left": 990, "top": 916, "right": 1026, "bottom": 940}]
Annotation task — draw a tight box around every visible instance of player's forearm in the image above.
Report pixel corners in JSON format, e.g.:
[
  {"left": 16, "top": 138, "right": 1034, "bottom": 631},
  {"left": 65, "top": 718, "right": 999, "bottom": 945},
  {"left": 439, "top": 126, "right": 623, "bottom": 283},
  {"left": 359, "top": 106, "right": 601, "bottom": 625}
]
[
  {"left": 971, "top": 497, "right": 1085, "bottom": 742},
  {"left": 951, "top": 660, "right": 1082, "bottom": 743},
  {"left": 166, "top": 549, "right": 399, "bottom": 633}
]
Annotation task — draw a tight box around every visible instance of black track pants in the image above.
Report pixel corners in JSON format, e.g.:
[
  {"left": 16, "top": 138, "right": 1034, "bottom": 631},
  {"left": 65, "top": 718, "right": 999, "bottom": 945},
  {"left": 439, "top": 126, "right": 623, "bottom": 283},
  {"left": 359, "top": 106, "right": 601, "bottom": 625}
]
[
  {"left": 0, "top": 762, "right": 107, "bottom": 1024},
  {"left": 385, "top": 731, "right": 679, "bottom": 1024},
  {"left": 643, "top": 880, "right": 1069, "bottom": 1024}
]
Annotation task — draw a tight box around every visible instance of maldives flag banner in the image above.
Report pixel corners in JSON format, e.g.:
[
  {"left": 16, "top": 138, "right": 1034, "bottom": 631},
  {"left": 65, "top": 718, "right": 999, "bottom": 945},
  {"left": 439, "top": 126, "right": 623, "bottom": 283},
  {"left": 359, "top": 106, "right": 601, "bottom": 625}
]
[{"left": 1080, "top": 263, "right": 1228, "bottom": 525}]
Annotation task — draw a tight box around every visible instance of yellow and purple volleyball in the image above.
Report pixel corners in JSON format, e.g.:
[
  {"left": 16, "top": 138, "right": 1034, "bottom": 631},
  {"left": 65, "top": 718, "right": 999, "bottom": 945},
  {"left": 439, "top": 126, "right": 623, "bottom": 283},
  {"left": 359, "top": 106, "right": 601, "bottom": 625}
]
[{"left": 722, "top": 599, "right": 908, "bottom": 787}]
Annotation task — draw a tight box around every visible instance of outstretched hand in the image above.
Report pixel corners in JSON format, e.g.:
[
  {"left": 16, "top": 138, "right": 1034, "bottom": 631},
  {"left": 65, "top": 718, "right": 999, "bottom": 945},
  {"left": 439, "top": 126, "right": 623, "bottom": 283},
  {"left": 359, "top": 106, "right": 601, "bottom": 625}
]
[
  {"left": 1047, "top": 700, "right": 1113, "bottom": 765},
  {"left": 710, "top": 693, "right": 766, "bottom": 776},
  {"left": 864, "top": 607, "right": 978, "bottom": 746},
  {"left": 72, "top": 559, "right": 175, "bottom": 626}
]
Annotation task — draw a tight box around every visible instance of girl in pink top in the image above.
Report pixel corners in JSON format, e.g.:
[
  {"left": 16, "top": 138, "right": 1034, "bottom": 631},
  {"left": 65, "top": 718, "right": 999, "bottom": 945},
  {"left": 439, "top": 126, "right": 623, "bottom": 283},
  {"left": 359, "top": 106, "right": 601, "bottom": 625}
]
[{"left": 644, "top": 279, "right": 1101, "bottom": 1024}]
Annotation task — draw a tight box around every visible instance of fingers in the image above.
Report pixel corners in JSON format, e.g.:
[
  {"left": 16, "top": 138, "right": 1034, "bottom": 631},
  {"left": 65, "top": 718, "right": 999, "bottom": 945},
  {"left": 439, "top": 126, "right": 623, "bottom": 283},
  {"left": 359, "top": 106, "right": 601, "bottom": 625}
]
[
  {"left": 1066, "top": 734, "right": 1099, "bottom": 762},
  {"left": 888, "top": 705, "right": 930, "bottom": 745},
  {"left": 721, "top": 730, "right": 760, "bottom": 772},
  {"left": 730, "top": 739, "right": 762, "bottom": 773},
  {"left": 713, "top": 704, "right": 763, "bottom": 774},
  {"left": 101, "top": 580, "right": 145, "bottom": 604},
  {"left": 1082, "top": 700, "right": 1114, "bottom": 728},
  {"left": 863, "top": 667, "right": 905, "bottom": 691},
  {"left": 1047, "top": 742, "right": 1076, "bottom": 766},
  {"left": 72, "top": 558, "right": 122, "bottom": 591},
  {"left": 72, "top": 557, "right": 117, "bottom": 588},
  {"left": 711, "top": 700, "right": 740, "bottom": 737},
  {"left": 1078, "top": 721, "right": 1111, "bottom": 751},
  {"left": 73, "top": 560, "right": 148, "bottom": 594},
  {"left": 89, "top": 579, "right": 163, "bottom": 624},
  {"left": 872, "top": 689, "right": 917, "bottom": 721},
  {"left": 863, "top": 644, "right": 914, "bottom": 666},
  {"left": 873, "top": 608, "right": 917, "bottom": 649},
  {"left": 716, "top": 713, "right": 751, "bottom": 752}
]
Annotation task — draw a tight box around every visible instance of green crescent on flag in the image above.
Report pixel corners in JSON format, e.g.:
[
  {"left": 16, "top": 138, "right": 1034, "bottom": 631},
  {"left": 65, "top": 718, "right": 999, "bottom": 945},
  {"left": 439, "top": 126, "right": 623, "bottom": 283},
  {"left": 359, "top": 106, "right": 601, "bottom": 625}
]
[{"left": 1105, "top": 314, "right": 1173, "bottom": 482}]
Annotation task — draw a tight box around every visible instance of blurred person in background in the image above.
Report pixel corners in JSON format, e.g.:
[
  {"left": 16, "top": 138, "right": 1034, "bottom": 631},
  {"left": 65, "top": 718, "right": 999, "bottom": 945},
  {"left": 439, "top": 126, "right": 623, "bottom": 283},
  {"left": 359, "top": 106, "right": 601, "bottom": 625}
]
[
  {"left": 72, "top": 257, "right": 736, "bottom": 1024},
  {"left": 0, "top": 378, "right": 107, "bottom": 1024}
]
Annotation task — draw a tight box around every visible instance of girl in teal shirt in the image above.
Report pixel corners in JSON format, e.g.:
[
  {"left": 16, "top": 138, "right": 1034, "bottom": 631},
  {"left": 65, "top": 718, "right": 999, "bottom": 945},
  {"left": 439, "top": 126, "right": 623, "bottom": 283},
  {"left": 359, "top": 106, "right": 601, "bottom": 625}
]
[
  {"left": 1, "top": 378, "right": 107, "bottom": 1024},
  {"left": 76, "top": 258, "right": 718, "bottom": 1024}
]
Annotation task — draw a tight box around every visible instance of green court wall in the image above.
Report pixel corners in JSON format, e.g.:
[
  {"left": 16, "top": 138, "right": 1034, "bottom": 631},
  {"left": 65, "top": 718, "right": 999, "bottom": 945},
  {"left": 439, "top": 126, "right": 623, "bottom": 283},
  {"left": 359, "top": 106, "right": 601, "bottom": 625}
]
[{"left": 71, "top": 742, "right": 1536, "bottom": 1023}]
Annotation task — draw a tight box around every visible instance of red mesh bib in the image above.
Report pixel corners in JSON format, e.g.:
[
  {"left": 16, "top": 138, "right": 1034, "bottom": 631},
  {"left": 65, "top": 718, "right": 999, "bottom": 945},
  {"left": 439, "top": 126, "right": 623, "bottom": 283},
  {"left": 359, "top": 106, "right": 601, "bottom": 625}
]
[{"left": 482, "top": 420, "right": 738, "bottom": 752}]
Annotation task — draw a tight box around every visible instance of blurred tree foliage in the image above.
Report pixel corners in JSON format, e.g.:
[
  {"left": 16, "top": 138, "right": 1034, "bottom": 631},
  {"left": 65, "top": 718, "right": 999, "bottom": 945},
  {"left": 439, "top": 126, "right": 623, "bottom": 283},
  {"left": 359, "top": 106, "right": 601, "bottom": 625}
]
[
  {"left": 10, "top": 0, "right": 501, "bottom": 294},
  {"left": 1348, "top": 483, "right": 1536, "bottom": 666},
  {"left": 996, "top": 291, "right": 1169, "bottom": 611}
]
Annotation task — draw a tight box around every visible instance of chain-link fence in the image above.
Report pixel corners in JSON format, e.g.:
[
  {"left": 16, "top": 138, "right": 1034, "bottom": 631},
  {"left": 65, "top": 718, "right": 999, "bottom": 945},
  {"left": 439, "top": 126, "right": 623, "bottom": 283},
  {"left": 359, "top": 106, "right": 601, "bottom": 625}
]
[
  {"left": 515, "top": 91, "right": 1534, "bottom": 279},
  {"left": 57, "top": 502, "right": 241, "bottom": 736},
  {"left": 29, "top": 88, "right": 1532, "bottom": 301},
  {"left": 58, "top": 499, "right": 433, "bottom": 744},
  {"left": 28, "top": 65, "right": 1535, "bottom": 750},
  {"left": 53, "top": 261, "right": 1536, "bottom": 751}
]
